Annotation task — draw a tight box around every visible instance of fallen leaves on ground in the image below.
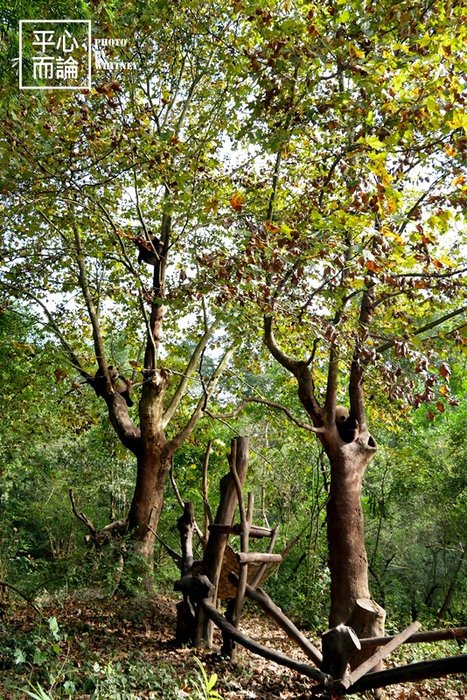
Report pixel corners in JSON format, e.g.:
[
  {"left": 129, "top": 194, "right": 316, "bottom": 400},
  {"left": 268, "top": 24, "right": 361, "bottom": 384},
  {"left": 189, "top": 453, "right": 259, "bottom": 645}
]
[{"left": 0, "top": 594, "right": 465, "bottom": 699}]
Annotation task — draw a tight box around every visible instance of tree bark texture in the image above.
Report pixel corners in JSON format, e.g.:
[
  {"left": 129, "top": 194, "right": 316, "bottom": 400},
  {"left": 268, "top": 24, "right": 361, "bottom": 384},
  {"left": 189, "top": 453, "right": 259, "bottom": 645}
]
[{"left": 324, "top": 443, "right": 374, "bottom": 628}]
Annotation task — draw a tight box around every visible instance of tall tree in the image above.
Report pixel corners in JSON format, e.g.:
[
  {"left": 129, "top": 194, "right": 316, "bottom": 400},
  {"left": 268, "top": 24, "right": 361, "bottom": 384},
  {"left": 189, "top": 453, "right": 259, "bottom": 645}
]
[
  {"left": 0, "top": 0, "right": 249, "bottom": 565},
  {"left": 204, "top": 0, "right": 466, "bottom": 636}
]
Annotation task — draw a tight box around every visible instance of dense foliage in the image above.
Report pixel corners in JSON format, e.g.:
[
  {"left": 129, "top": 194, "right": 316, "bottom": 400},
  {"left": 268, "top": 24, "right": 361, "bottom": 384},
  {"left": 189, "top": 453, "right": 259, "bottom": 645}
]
[{"left": 0, "top": 0, "right": 465, "bottom": 696}]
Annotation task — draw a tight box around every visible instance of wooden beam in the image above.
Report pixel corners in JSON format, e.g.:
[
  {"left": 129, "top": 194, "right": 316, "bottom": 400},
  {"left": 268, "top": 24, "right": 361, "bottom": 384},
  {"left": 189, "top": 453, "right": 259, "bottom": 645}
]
[
  {"left": 236, "top": 577, "right": 323, "bottom": 668},
  {"left": 199, "top": 598, "right": 328, "bottom": 683},
  {"left": 237, "top": 552, "right": 283, "bottom": 564},
  {"left": 349, "top": 654, "right": 467, "bottom": 693},
  {"left": 208, "top": 524, "right": 275, "bottom": 538},
  {"left": 348, "top": 621, "right": 421, "bottom": 687},
  {"left": 359, "top": 626, "right": 467, "bottom": 648}
]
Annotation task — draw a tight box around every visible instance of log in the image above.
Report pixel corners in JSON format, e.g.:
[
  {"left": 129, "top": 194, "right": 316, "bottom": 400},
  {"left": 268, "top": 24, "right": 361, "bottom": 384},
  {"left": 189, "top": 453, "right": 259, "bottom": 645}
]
[
  {"left": 349, "top": 654, "right": 467, "bottom": 693},
  {"left": 322, "top": 624, "right": 361, "bottom": 682},
  {"left": 199, "top": 598, "right": 328, "bottom": 683},
  {"left": 208, "top": 524, "right": 275, "bottom": 538},
  {"left": 237, "top": 552, "right": 283, "bottom": 564},
  {"left": 348, "top": 621, "right": 421, "bottom": 687},
  {"left": 359, "top": 626, "right": 467, "bottom": 648},
  {"left": 196, "top": 437, "right": 249, "bottom": 646},
  {"left": 234, "top": 576, "right": 323, "bottom": 668}
]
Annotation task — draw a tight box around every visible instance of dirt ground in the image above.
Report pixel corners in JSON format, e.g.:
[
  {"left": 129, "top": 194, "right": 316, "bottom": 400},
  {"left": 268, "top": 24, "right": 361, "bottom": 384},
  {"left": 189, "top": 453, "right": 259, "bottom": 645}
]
[{"left": 0, "top": 594, "right": 466, "bottom": 699}]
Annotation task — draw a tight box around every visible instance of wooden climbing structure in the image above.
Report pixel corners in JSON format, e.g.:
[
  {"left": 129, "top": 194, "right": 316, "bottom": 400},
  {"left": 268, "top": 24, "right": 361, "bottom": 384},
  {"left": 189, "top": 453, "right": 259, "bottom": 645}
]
[{"left": 172, "top": 436, "right": 467, "bottom": 697}]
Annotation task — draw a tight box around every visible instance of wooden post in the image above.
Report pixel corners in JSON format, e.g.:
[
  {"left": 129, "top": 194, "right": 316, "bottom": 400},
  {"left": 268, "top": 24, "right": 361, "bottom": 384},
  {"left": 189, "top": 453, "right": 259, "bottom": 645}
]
[
  {"left": 251, "top": 524, "right": 279, "bottom": 589},
  {"left": 196, "top": 437, "right": 249, "bottom": 647},
  {"left": 175, "top": 502, "right": 196, "bottom": 644},
  {"left": 321, "top": 624, "right": 361, "bottom": 687},
  {"left": 222, "top": 490, "right": 254, "bottom": 659},
  {"left": 202, "top": 440, "right": 212, "bottom": 541}
]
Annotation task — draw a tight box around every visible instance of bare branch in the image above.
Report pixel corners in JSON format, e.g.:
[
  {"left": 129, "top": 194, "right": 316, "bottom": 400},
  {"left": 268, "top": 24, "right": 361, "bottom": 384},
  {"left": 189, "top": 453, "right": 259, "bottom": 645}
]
[
  {"left": 168, "top": 345, "right": 236, "bottom": 452},
  {"left": 69, "top": 488, "right": 96, "bottom": 536},
  {"left": 208, "top": 397, "right": 324, "bottom": 434},
  {"left": 163, "top": 316, "right": 221, "bottom": 427},
  {"left": 376, "top": 305, "right": 467, "bottom": 354},
  {"left": 169, "top": 460, "right": 205, "bottom": 543}
]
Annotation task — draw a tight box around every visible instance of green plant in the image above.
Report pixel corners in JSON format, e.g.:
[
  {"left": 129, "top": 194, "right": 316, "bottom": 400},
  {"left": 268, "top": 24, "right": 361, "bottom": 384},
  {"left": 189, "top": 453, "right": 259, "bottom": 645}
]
[
  {"left": 22, "top": 683, "right": 54, "bottom": 700},
  {"left": 190, "top": 657, "right": 223, "bottom": 700}
]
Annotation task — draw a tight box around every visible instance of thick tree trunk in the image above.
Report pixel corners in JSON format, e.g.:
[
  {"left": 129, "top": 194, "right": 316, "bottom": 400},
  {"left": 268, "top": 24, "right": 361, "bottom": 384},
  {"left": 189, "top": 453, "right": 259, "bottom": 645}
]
[
  {"left": 326, "top": 442, "right": 373, "bottom": 628},
  {"left": 128, "top": 446, "right": 170, "bottom": 563}
]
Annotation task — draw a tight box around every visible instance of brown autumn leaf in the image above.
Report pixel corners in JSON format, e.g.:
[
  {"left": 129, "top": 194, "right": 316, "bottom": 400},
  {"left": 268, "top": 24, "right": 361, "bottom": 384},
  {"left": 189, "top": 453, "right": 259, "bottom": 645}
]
[
  {"left": 436, "top": 401, "right": 445, "bottom": 413},
  {"left": 439, "top": 362, "right": 451, "bottom": 380},
  {"left": 366, "top": 260, "right": 383, "bottom": 273},
  {"left": 230, "top": 191, "right": 244, "bottom": 211},
  {"left": 264, "top": 220, "right": 281, "bottom": 233},
  {"left": 54, "top": 368, "right": 68, "bottom": 383}
]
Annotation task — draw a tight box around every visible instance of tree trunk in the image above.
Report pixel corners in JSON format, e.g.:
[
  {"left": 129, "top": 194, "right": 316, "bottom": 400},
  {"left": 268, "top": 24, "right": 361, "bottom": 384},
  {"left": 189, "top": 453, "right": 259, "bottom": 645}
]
[
  {"left": 128, "top": 446, "right": 170, "bottom": 564},
  {"left": 326, "top": 442, "right": 373, "bottom": 629}
]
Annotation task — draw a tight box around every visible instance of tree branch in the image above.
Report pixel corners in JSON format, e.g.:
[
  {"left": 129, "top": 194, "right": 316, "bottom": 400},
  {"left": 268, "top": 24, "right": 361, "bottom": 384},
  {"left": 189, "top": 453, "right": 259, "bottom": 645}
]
[
  {"left": 376, "top": 305, "right": 467, "bottom": 354},
  {"left": 168, "top": 345, "right": 236, "bottom": 452},
  {"left": 349, "top": 281, "right": 376, "bottom": 430},
  {"left": 163, "top": 316, "right": 221, "bottom": 427},
  {"left": 208, "top": 397, "right": 324, "bottom": 433},
  {"left": 264, "top": 316, "right": 322, "bottom": 422}
]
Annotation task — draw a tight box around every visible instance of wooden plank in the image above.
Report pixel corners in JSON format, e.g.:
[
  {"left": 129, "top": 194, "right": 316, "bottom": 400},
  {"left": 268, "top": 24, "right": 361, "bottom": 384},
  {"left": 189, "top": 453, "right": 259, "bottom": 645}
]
[
  {"left": 237, "top": 552, "right": 283, "bottom": 564},
  {"left": 349, "top": 654, "right": 467, "bottom": 693},
  {"left": 348, "top": 621, "right": 421, "bottom": 687},
  {"left": 199, "top": 598, "right": 328, "bottom": 683},
  {"left": 359, "top": 626, "right": 467, "bottom": 648}
]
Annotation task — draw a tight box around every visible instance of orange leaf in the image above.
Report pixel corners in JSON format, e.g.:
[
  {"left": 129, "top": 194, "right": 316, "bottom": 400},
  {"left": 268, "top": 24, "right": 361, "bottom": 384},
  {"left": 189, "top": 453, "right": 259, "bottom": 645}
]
[
  {"left": 366, "top": 260, "right": 383, "bottom": 272},
  {"left": 264, "top": 221, "right": 281, "bottom": 233},
  {"left": 230, "top": 192, "right": 244, "bottom": 211}
]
